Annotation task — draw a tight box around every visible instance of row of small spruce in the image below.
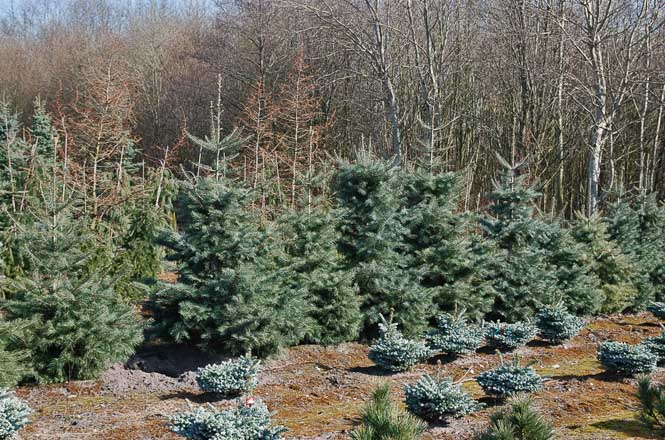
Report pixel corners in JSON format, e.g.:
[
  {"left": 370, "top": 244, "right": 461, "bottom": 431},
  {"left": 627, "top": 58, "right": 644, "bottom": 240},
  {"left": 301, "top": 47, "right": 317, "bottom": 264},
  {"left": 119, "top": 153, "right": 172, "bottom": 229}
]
[
  {"left": 7, "top": 304, "right": 665, "bottom": 440},
  {"left": 368, "top": 303, "right": 585, "bottom": 373}
]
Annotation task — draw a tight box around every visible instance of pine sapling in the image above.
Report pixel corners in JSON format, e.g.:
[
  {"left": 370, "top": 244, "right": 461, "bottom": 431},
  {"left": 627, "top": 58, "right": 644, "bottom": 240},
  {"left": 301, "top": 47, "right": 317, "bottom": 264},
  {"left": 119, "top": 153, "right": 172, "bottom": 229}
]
[
  {"left": 477, "top": 353, "right": 542, "bottom": 399},
  {"left": 351, "top": 383, "right": 426, "bottom": 440},
  {"left": 169, "top": 397, "right": 286, "bottom": 440},
  {"left": 637, "top": 375, "right": 665, "bottom": 431},
  {"left": 474, "top": 395, "right": 554, "bottom": 440},
  {"left": 598, "top": 341, "right": 657, "bottom": 376},
  {"left": 0, "top": 389, "right": 31, "bottom": 440},
  {"left": 485, "top": 321, "right": 537, "bottom": 350},
  {"left": 195, "top": 354, "right": 261, "bottom": 397},
  {"left": 535, "top": 303, "right": 584, "bottom": 344},
  {"left": 642, "top": 326, "right": 665, "bottom": 364},
  {"left": 368, "top": 314, "right": 433, "bottom": 372},
  {"left": 404, "top": 368, "right": 482, "bottom": 422},
  {"left": 426, "top": 310, "right": 484, "bottom": 355}
]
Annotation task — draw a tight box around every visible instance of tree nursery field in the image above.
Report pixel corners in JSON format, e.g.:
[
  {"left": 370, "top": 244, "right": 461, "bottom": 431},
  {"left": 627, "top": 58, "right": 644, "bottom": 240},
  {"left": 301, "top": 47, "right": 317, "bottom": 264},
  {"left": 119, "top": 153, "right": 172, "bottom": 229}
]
[
  {"left": 3, "top": 1, "right": 665, "bottom": 440},
  {"left": 13, "top": 313, "right": 665, "bottom": 439}
]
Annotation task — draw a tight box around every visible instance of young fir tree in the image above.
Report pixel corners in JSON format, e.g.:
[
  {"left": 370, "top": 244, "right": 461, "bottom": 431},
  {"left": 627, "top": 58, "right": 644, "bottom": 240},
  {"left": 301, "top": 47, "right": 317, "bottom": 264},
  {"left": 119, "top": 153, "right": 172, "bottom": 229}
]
[
  {"left": 151, "top": 177, "right": 310, "bottom": 357},
  {"left": 333, "top": 156, "right": 432, "bottom": 337},
  {"left": 278, "top": 205, "right": 361, "bottom": 345},
  {"left": 573, "top": 212, "right": 639, "bottom": 313},
  {"left": 0, "top": 199, "right": 143, "bottom": 383},
  {"left": 401, "top": 169, "right": 491, "bottom": 319},
  {"left": 541, "top": 218, "right": 603, "bottom": 316},
  {"left": 111, "top": 204, "right": 168, "bottom": 301},
  {"left": 606, "top": 193, "right": 665, "bottom": 307},
  {"left": 30, "top": 99, "right": 58, "bottom": 158},
  {"left": 0, "top": 102, "right": 29, "bottom": 230},
  {"left": 479, "top": 157, "right": 600, "bottom": 320},
  {"left": 479, "top": 159, "right": 557, "bottom": 321}
]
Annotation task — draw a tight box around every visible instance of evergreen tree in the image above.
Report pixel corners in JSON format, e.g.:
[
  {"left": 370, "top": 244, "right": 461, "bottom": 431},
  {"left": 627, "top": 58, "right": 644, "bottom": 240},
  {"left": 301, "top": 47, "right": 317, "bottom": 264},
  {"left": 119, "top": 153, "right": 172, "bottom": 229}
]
[
  {"left": 606, "top": 193, "right": 665, "bottom": 306},
  {"left": 350, "top": 383, "right": 426, "bottom": 440},
  {"left": 401, "top": 169, "right": 491, "bottom": 318},
  {"left": 475, "top": 396, "right": 554, "bottom": 440},
  {"left": 541, "top": 220, "right": 603, "bottom": 316},
  {"left": 573, "top": 212, "right": 639, "bottom": 313},
  {"left": 30, "top": 99, "right": 57, "bottom": 158},
  {"left": 333, "top": 156, "right": 432, "bottom": 337},
  {"left": 279, "top": 206, "right": 361, "bottom": 345},
  {"left": 111, "top": 202, "right": 170, "bottom": 301},
  {"left": 479, "top": 158, "right": 600, "bottom": 320},
  {"left": 151, "top": 177, "right": 310, "bottom": 357},
  {"left": 479, "top": 160, "right": 557, "bottom": 320},
  {"left": 0, "top": 205, "right": 143, "bottom": 383},
  {"left": 0, "top": 102, "right": 29, "bottom": 229}
]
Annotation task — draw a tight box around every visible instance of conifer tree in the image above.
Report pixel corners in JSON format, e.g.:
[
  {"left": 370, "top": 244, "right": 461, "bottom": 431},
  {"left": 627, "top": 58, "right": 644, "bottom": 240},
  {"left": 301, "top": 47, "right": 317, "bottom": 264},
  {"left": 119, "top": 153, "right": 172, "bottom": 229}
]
[
  {"left": 279, "top": 206, "right": 361, "bottom": 345},
  {"left": 606, "top": 193, "right": 665, "bottom": 306},
  {"left": 479, "top": 160, "right": 557, "bottom": 320},
  {"left": 0, "top": 102, "right": 29, "bottom": 229},
  {"left": 573, "top": 213, "right": 639, "bottom": 313},
  {"left": 401, "top": 169, "right": 491, "bottom": 318},
  {"left": 0, "top": 204, "right": 143, "bottom": 383},
  {"left": 151, "top": 177, "right": 310, "bottom": 356},
  {"left": 112, "top": 204, "right": 167, "bottom": 300},
  {"left": 30, "top": 99, "right": 57, "bottom": 158},
  {"left": 333, "top": 156, "right": 432, "bottom": 337},
  {"left": 479, "top": 157, "right": 600, "bottom": 320}
]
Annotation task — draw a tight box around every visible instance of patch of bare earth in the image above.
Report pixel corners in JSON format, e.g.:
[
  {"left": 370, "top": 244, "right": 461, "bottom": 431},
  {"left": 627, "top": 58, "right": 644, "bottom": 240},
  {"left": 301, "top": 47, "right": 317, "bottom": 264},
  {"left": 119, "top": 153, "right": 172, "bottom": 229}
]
[{"left": 17, "top": 313, "right": 665, "bottom": 439}]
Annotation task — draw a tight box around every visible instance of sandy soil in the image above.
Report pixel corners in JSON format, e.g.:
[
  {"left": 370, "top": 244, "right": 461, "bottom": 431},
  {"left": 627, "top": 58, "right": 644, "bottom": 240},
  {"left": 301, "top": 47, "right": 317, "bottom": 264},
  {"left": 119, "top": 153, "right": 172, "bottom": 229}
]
[{"left": 15, "top": 313, "right": 665, "bottom": 439}]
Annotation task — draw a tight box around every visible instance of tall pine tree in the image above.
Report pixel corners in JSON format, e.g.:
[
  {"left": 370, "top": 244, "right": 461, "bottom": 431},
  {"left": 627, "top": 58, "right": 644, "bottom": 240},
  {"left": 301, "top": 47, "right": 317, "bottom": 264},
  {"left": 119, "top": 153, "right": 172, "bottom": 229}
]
[
  {"left": 0, "top": 189, "right": 143, "bottom": 383},
  {"left": 606, "top": 193, "right": 665, "bottom": 307},
  {"left": 333, "top": 156, "right": 432, "bottom": 337},
  {"left": 30, "top": 99, "right": 58, "bottom": 158},
  {"left": 573, "top": 212, "right": 639, "bottom": 313},
  {"left": 479, "top": 157, "right": 600, "bottom": 320},
  {"left": 151, "top": 177, "right": 310, "bottom": 356},
  {"left": 401, "top": 169, "right": 492, "bottom": 320},
  {"left": 279, "top": 205, "right": 361, "bottom": 345}
]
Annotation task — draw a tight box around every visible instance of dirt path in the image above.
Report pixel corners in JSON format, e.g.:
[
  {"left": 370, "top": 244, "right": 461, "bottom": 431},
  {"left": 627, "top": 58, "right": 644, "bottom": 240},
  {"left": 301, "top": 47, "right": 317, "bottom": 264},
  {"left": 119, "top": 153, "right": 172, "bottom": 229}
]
[{"left": 16, "top": 313, "right": 665, "bottom": 439}]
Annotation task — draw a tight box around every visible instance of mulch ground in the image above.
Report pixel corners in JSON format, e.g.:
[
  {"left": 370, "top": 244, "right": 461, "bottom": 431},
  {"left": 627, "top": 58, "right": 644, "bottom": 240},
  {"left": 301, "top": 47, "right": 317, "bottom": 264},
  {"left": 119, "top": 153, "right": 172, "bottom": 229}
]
[{"left": 16, "top": 313, "right": 665, "bottom": 439}]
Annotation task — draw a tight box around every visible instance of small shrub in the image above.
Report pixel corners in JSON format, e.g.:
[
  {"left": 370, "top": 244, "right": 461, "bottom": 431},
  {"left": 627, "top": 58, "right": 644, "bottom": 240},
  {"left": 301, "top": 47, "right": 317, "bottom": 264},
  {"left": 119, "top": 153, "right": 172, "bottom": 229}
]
[
  {"left": 476, "top": 354, "right": 542, "bottom": 398},
  {"left": 0, "top": 389, "right": 32, "bottom": 440},
  {"left": 642, "top": 330, "right": 665, "bottom": 364},
  {"left": 598, "top": 341, "right": 657, "bottom": 376},
  {"left": 169, "top": 397, "right": 286, "bottom": 440},
  {"left": 535, "top": 304, "right": 584, "bottom": 344},
  {"left": 350, "top": 383, "right": 426, "bottom": 440},
  {"left": 196, "top": 354, "right": 260, "bottom": 397},
  {"left": 474, "top": 396, "right": 554, "bottom": 440},
  {"left": 404, "top": 374, "right": 482, "bottom": 422},
  {"left": 368, "top": 315, "right": 433, "bottom": 372},
  {"left": 647, "top": 302, "right": 665, "bottom": 320},
  {"left": 637, "top": 375, "right": 665, "bottom": 431},
  {"left": 425, "top": 311, "right": 484, "bottom": 355},
  {"left": 485, "top": 321, "right": 537, "bottom": 350}
]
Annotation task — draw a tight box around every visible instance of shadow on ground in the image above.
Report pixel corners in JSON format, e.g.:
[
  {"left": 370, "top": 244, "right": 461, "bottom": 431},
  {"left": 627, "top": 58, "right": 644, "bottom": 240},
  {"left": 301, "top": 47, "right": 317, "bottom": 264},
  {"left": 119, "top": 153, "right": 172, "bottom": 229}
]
[
  {"left": 550, "top": 370, "right": 624, "bottom": 383},
  {"left": 590, "top": 419, "right": 656, "bottom": 439},
  {"left": 347, "top": 365, "right": 395, "bottom": 376}
]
